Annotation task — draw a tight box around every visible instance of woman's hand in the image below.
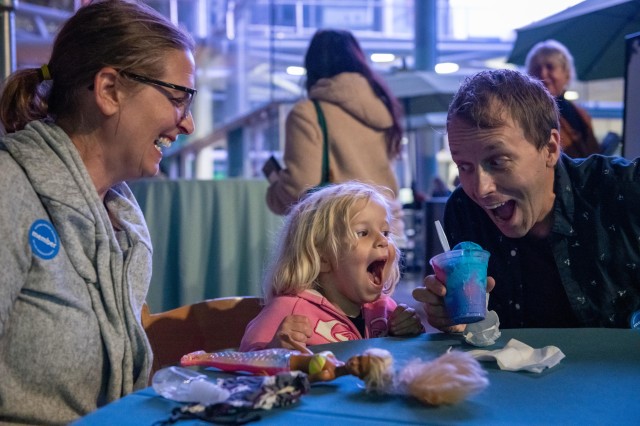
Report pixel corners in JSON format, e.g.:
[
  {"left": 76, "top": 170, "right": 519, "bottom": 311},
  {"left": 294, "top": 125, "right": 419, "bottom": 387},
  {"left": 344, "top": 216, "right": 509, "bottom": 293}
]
[
  {"left": 412, "top": 274, "right": 495, "bottom": 333},
  {"left": 389, "top": 303, "right": 425, "bottom": 336},
  {"left": 268, "top": 314, "right": 312, "bottom": 350}
]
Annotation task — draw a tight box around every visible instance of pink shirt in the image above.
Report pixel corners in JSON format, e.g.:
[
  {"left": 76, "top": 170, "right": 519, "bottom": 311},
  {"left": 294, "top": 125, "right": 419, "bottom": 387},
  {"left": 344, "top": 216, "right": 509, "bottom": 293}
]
[{"left": 239, "top": 289, "right": 397, "bottom": 351}]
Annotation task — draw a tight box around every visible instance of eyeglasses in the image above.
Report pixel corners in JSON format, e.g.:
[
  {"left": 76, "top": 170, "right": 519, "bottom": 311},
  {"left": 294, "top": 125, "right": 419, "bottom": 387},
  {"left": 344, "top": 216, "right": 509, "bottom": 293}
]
[{"left": 120, "top": 70, "right": 197, "bottom": 120}]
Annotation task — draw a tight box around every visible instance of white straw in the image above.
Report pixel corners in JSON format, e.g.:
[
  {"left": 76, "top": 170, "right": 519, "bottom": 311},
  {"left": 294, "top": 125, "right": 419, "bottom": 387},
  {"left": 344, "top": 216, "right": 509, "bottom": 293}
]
[{"left": 435, "top": 220, "right": 450, "bottom": 252}]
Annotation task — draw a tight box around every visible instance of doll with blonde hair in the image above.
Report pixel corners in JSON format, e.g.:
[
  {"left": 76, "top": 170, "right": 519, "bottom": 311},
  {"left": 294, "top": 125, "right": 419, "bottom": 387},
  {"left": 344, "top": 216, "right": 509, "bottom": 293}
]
[
  {"left": 240, "top": 181, "right": 424, "bottom": 352},
  {"left": 182, "top": 337, "right": 488, "bottom": 406}
]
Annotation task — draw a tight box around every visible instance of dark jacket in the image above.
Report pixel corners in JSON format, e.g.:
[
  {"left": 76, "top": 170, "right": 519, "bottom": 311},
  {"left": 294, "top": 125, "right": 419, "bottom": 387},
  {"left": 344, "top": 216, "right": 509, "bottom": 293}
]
[{"left": 444, "top": 154, "right": 640, "bottom": 328}]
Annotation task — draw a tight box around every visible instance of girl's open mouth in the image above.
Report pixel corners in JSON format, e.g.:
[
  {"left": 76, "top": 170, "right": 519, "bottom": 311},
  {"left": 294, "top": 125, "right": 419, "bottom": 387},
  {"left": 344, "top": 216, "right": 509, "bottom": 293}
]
[{"left": 367, "top": 258, "right": 387, "bottom": 285}]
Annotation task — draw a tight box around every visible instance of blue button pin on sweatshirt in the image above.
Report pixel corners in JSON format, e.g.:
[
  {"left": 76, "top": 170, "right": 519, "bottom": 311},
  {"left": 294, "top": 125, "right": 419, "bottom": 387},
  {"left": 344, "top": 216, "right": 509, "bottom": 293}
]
[
  {"left": 29, "top": 219, "right": 60, "bottom": 259},
  {"left": 631, "top": 310, "right": 640, "bottom": 330}
]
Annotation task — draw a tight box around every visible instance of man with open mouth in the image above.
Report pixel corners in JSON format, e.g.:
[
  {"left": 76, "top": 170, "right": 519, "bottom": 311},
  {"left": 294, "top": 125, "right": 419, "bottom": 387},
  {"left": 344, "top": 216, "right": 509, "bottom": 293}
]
[{"left": 413, "top": 69, "right": 640, "bottom": 332}]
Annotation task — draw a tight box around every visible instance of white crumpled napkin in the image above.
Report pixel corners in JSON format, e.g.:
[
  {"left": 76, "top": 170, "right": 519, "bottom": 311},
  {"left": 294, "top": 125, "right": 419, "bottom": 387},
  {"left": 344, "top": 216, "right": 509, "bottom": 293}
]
[
  {"left": 463, "top": 310, "right": 501, "bottom": 346},
  {"left": 462, "top": 295, "right": 501, "bottom": 347},
  {"left": 467, "top": 338, "right": 565, "bottom": 373}
]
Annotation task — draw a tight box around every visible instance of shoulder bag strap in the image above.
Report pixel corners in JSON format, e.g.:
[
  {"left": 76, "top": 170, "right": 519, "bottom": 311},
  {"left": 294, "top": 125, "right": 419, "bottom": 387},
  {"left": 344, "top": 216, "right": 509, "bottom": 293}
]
[{"left": 312, "top": 99, "right": 329, "bottom": 185}]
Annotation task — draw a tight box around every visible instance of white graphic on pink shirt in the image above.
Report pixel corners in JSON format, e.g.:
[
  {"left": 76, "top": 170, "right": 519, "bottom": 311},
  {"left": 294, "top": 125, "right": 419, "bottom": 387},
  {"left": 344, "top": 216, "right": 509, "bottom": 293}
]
[
  {"left": 369, "top": 317, "right": 389, "bottom": 338},
  {"left": 314, "top": 320, "right": 357, "bottom": 342}
]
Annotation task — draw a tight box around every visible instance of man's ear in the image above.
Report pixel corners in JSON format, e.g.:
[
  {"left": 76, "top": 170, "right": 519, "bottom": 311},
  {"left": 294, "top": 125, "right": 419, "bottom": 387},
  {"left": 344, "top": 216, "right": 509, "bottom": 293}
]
[
  {"left": 91, "top": 67, "right": 121, "bottom": 116},
  {"left": 319, "top": 256, "right": 332, "bottom": 273},
  {"left": 545, "top": 129, "right": 561, "bottom": 168}
]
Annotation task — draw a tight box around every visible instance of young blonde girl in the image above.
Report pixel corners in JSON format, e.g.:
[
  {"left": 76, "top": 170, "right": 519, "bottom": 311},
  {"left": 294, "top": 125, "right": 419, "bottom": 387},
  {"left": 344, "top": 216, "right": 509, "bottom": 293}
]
[{"left": 240, "top": 181, "right": 424, "bottom": 352}]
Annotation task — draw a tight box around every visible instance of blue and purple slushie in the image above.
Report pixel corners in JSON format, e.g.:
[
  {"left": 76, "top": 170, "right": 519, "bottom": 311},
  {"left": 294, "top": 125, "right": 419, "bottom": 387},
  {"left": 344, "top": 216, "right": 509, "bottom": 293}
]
[{"left": 429, "top": 242, "right": 490, "bottom": 324}]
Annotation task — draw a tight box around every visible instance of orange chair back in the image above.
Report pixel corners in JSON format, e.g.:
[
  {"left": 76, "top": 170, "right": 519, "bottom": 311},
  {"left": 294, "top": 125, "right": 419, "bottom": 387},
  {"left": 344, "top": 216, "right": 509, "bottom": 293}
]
[{"left": 141, "top": 296, "right": 263, "bottom": 379}]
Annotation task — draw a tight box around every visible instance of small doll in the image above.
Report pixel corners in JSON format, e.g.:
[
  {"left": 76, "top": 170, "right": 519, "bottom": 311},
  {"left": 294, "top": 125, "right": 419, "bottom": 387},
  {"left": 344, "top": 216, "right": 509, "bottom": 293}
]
[{"left": 181, "top": 348, "right": 362, "bottom": 383}]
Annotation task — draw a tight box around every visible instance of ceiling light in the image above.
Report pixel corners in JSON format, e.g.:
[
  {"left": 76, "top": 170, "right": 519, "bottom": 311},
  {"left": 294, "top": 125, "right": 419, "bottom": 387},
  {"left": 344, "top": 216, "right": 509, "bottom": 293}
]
[
  {"left": 286, "top": 66, "right": 306, "bottom": 76},
  {"left": 371, "top": 53, "right": 395, "bottom": 63},
  {"left": 564, "top": 90, "right": 579, "bottom": 100},
  {"left": 435, "top": 62, "right": 459, "bottom": 74}
]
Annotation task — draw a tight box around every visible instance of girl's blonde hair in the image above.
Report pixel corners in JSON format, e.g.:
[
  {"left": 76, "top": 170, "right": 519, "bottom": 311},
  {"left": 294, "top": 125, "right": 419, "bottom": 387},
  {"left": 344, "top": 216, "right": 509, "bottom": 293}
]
[{"left": 262, "top": 181, "right": 401, "bottom": 302}]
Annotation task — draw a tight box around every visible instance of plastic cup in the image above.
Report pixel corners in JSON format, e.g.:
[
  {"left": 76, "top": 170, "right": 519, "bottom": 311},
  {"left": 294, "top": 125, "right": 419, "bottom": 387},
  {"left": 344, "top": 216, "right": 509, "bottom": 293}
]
[{"left": 429, "top": 247, "right": 490, "bottom": 324}]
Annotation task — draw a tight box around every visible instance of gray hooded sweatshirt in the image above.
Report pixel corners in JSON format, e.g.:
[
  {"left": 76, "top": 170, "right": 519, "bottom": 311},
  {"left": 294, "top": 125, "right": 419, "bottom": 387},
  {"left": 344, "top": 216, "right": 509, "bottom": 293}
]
[{"left": 0, "top": 121, "right": 152, "bottom": 425}]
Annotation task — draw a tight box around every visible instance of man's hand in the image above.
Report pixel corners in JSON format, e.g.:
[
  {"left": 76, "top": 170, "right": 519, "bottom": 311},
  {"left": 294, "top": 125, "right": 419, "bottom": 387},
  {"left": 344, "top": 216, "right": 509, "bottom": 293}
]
[{"left": 412, "top": 274, "right": 495, "bottom": 333}]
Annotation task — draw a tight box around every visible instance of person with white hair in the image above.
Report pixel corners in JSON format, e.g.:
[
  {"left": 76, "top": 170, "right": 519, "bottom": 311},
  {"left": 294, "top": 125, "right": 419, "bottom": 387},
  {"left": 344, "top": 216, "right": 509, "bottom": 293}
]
[{"left": 525, "top": 39, "right": 600, "bottom": 158}]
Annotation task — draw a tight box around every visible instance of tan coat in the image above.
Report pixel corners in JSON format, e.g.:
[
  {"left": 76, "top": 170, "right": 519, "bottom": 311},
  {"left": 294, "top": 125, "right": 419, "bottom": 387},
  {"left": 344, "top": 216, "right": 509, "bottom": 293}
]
[{"left": 266, "top": 72, "right": 400, "bottom": 215}]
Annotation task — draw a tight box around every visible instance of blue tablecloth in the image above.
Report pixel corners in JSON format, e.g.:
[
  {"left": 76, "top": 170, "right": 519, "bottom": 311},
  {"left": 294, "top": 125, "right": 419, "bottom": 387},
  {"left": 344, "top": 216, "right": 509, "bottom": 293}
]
[
  {"left": 73, "top": 328, "right": 640, "bottom": 425},
  {"left": 128, "top": 179, "right": 283, "bottom": 312}
]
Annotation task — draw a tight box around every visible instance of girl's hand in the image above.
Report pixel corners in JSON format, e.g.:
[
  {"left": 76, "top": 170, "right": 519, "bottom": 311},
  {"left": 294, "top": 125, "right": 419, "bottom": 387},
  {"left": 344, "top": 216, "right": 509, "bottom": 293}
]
[
  {"left": 389, "top": 303, "right": 425, "bottom": 336},
  {"left": 268, "top": 314, "right": 312, "bottom": 350}
]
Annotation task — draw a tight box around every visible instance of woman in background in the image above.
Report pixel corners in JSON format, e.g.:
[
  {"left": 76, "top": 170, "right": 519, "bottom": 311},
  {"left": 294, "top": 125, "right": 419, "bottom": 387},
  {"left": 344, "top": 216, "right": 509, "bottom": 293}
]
[
  {"left": 525, "top": 39, "right": 600, "bottom": 158},
  {"left": 0, "top": 0, "right": 195, "bottom": 423},
  {"left": 265, "top": 29, "right": 405, "bottom": 241}
]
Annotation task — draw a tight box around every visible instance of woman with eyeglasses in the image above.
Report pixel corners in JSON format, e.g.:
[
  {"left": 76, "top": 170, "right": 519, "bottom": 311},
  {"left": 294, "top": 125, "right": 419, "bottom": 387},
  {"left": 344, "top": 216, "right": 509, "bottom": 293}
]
[{"left": 0, "top": 1, "right": 195, "bottom": 424}]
